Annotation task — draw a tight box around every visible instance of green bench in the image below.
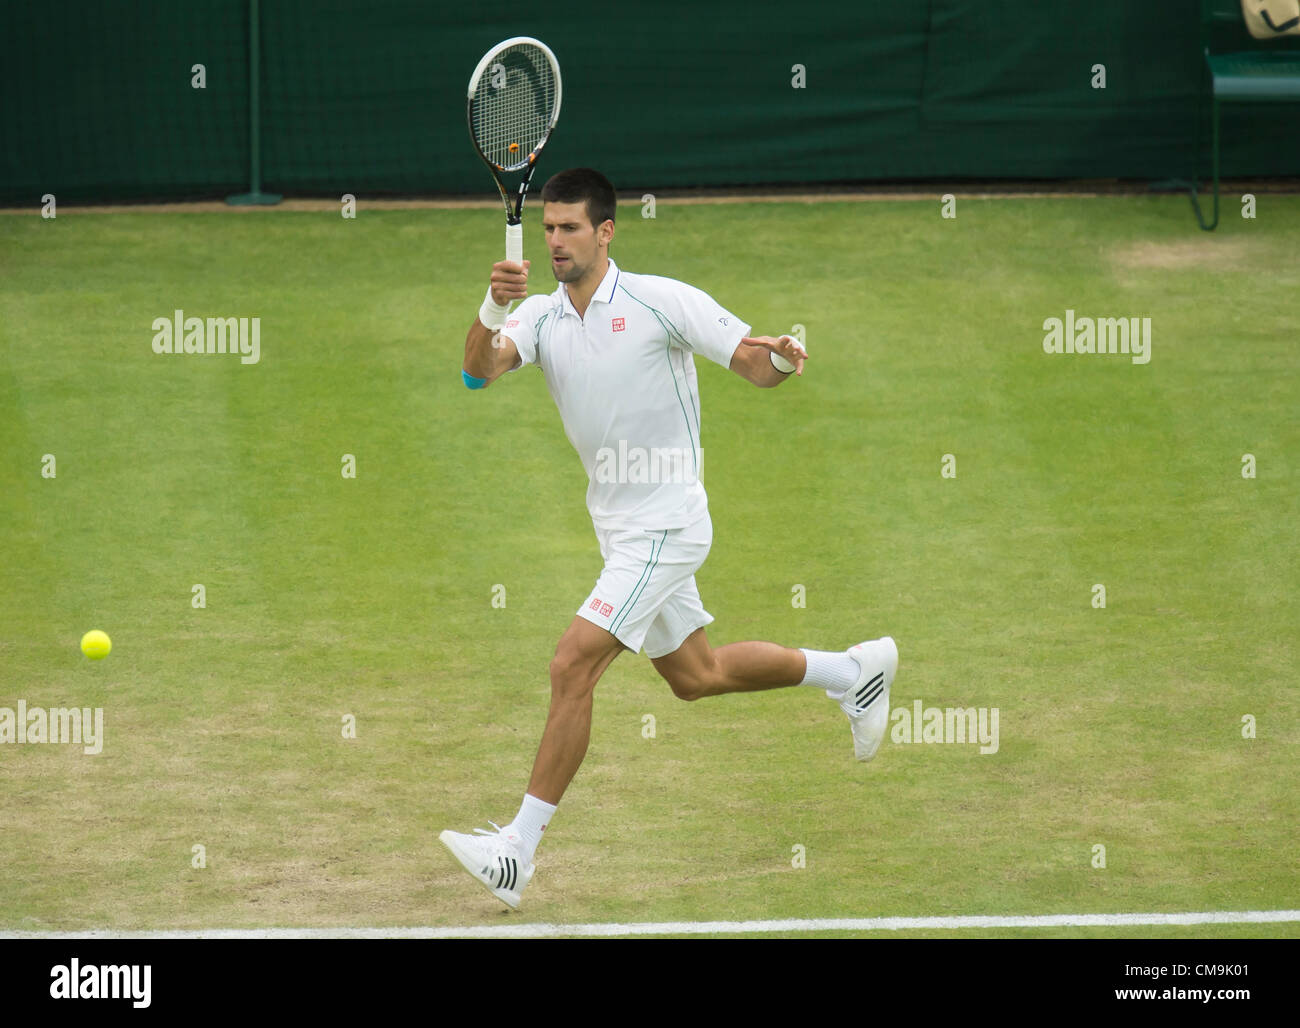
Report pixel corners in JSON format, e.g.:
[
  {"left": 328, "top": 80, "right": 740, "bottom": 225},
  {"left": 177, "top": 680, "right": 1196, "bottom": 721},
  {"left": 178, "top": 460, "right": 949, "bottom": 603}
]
[{"left": 1191, "top": 0, "right": 1300, "bottom": 230}]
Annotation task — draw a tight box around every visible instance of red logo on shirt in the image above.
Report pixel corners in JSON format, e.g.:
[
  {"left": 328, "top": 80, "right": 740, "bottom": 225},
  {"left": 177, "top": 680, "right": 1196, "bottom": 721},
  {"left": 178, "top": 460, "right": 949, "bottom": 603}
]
[
  {"left": 612, "top": 318, "right": 626, "bottom": 332},
  {"left": 506, "top": 319, "right": 519, "bottom": 328},
  {"left": 600, "top": 602, "right": 614, "bottom": 617}
]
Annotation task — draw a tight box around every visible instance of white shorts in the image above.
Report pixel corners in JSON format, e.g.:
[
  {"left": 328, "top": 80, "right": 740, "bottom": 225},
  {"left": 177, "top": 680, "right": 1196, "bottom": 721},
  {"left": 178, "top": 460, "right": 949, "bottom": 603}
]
[{"left": 576, "top": 512, "right": 714, "bottom": 658}]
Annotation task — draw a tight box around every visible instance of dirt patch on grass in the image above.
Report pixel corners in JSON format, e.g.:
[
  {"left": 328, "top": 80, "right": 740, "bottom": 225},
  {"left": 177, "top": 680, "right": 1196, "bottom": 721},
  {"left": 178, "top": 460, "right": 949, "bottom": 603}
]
[{"left": 1111, "top": 238, "right": 1255, "bottom": 271}]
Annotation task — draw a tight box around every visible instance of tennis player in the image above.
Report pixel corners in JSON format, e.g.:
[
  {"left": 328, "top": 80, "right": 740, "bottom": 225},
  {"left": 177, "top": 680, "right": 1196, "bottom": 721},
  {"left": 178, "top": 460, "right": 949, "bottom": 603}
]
[{"left": 440, "top": 168, "right": 898, "bottom": 908}]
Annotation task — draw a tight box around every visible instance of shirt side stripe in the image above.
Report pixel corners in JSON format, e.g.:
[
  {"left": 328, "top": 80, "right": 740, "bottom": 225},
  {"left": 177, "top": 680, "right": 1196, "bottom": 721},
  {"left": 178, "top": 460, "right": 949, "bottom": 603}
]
[{"left": 616, "top": 283, "right": 700, "bottom": 473}]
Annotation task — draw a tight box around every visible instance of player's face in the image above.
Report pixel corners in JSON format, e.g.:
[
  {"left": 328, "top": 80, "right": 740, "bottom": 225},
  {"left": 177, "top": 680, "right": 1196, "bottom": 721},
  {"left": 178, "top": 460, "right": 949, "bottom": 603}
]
[{"left": 542, "top": 201, "right": 612, "bottom": 284}]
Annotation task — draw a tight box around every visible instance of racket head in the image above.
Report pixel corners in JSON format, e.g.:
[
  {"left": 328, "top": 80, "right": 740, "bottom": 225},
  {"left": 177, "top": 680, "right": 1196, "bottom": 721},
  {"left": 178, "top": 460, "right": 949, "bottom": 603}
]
[{"left": 466, "top": 37, "right": 563, "bottom": 174}]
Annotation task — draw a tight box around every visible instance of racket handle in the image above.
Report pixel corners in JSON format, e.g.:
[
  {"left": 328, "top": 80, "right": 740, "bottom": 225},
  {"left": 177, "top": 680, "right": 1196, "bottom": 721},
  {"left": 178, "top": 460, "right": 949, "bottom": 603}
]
[{"left": 506, "top": 222, "right": 523, "bottom": 264}]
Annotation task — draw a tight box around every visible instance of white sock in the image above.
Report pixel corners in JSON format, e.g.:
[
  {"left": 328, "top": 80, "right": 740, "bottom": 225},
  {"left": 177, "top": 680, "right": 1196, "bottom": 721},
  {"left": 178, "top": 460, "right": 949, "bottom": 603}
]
[
  {"left": 799, "top": 648, "right": 859, "bottom": 696},
  {"left": 505, "top": 793, "right": 556, "bottom": 864}
]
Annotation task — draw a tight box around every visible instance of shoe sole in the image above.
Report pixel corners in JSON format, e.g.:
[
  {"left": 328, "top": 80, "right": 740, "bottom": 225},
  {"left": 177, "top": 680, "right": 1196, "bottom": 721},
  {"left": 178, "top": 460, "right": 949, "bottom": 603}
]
[{"left": 439, "top": 830, "right": 531, "bottom": 910}]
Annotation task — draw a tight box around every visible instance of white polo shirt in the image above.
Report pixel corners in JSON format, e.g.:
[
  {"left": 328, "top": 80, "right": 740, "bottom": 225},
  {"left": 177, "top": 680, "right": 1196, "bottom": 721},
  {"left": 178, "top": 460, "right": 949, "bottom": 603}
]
[{"left": 502, "top": 258, "right": 750, "bottom": 532}]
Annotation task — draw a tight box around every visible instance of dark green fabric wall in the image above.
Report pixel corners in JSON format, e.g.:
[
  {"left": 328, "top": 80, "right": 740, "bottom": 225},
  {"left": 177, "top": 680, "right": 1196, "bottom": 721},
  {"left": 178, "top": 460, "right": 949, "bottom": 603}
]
[{"left": 3, "top": 1, "right": 1296, "bottom": 203}]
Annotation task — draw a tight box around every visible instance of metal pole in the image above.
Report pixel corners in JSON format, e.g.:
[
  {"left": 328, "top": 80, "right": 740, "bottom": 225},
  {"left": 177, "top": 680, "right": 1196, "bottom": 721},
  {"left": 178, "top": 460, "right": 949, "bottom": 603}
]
[{"left": 227, "top": 0, "right": 281, "bottom": 205}]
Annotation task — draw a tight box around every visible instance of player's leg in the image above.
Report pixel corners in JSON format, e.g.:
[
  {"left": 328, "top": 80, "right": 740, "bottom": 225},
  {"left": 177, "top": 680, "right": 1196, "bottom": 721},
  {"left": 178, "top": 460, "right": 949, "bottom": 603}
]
[
  {"left": 648, "top": 610, "right": 898, "bottom": 762},
  {"left": 526, "top": 614, "right": 626, "bottom": 804},
  {"left": 634, "top": 512, "right": 899, "bottom": 759},
  {"left": 440, "top": 518, "right": 646, "bottom": 909},
  {"left": 438, "top": 616, "right": 622, "bottom": 909},
  {"left": 644, "top": 571, "right": 874, "bottom": 702},
  {"left": 649, "top": 627, "right": 804, "bottom": 698}
]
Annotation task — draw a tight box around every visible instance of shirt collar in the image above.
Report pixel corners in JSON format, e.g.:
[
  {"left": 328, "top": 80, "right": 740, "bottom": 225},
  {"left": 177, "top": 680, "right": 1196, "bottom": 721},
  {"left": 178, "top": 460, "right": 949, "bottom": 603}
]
[{"left": 557, "top": 258, "right": 620, "bottom": 318}]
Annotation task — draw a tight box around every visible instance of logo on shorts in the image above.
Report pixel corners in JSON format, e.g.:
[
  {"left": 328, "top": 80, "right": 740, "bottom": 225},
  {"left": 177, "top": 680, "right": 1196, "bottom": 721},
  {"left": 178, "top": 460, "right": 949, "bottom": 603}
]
[
  {"left": 506, "top": 319, "right": 519, "bottom": 328},
  {"left": 589, "top": 598, "right": 613, "bottom": 618},
  {"left": 612, "top": 317, "right": 625, "bottom": 332}
]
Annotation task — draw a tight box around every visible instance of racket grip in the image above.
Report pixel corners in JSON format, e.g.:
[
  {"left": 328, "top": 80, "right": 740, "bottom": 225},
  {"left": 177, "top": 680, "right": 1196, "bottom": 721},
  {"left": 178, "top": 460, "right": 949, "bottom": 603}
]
[{"left": 506, "top": 223, "right": 523, "bottom": 264}]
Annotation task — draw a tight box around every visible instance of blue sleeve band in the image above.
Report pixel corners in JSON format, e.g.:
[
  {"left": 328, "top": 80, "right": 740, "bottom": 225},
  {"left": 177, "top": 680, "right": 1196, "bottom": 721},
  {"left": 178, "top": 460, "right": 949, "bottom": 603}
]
[{"left": 462, "top": 369, "right": 487, "bottom": 390}]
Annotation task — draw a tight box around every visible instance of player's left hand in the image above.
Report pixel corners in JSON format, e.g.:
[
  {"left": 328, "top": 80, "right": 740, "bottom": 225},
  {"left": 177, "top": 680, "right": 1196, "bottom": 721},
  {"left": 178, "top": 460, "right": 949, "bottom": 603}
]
[{"left": 740, "top": 335, "right": 808, "bottom": 376}]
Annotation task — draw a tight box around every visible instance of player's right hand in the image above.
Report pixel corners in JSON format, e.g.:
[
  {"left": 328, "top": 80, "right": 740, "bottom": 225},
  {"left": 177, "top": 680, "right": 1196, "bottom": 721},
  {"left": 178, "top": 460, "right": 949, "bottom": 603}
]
[{"left": 490, "top": 260, "right": 530, "bottom": 307}]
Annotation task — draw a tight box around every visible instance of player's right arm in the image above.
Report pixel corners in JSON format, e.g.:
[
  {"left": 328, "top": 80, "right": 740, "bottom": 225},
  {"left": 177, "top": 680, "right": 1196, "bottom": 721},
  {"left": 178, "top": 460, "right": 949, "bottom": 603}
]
[{"left": 462, "top": 259, "right": 530, "bottom": 390}]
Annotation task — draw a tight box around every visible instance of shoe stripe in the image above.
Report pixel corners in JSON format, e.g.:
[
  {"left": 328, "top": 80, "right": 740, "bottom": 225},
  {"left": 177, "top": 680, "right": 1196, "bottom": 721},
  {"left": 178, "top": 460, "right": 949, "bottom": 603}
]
[
  {"left": 853, "top": 672, "right": 884, "bottom": 708},
  {"left": 855, "top": 685, "right": 883, "bottom": 711},
  {"left": 854, "top": 672, "right": 883, "bottom": 704}
]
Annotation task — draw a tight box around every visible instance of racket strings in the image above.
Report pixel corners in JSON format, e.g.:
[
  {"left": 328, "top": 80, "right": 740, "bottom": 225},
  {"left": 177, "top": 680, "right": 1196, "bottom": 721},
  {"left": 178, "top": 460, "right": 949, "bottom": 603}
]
[{"left": 470, "top": 44, "right": 557, "bottom": 171}]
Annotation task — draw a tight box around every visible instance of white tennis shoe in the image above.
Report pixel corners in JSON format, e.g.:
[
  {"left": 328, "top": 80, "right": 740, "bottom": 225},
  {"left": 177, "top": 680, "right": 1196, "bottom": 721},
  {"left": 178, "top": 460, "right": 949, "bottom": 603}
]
[
  {"left": 835, "top": 637, "right": 898, "bottom": 761},
  {"left": 439, "top": 822, "right": 534, "bottom": 909}
]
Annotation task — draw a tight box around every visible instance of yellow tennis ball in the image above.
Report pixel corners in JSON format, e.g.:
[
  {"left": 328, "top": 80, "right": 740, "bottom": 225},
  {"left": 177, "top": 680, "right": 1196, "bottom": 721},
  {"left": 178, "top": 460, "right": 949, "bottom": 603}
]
[{"left": 81, "top": 630, "right": 112, "bottom": 660}]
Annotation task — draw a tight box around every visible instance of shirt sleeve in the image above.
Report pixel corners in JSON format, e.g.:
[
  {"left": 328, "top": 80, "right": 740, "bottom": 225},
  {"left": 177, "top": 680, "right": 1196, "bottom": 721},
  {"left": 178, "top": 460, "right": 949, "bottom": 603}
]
[
  {"left": 501, "top": 296, "right": 546, "bottom": 371},
  {"left": 659, "top": 279, "right": 751, "bottom": 370}
]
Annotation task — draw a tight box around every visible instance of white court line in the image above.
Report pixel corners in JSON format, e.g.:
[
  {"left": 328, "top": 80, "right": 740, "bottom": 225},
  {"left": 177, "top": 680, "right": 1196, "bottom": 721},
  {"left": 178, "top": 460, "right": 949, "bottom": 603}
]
[{"left": 4, "top": 910, "right": 1297, "bottom": 939}]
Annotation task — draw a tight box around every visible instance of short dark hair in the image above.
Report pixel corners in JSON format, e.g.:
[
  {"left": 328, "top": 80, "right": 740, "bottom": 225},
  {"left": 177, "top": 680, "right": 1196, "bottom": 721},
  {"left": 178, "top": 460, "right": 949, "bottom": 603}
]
[{"left": 540, "top": 168, "right": 616, "bottom": 230}]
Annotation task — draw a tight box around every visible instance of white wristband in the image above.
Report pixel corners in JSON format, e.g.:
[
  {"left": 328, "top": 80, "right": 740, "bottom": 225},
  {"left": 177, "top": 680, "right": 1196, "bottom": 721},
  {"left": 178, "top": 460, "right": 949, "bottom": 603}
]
[
  {"left": 770, "top": 350, "right": 795, "bottom": 374},
  {"left": 479, "top": 286, "right": 511, "bottom": 330}
]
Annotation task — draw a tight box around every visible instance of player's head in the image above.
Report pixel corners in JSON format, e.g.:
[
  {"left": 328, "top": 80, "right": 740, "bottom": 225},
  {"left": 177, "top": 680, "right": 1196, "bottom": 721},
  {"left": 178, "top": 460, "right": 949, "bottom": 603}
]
[
  {"left": 541, "top": 168, "right": 616, "bottom": 284},
  {"left": 542, "top": 167, "right": 616, "bottom": 231}
]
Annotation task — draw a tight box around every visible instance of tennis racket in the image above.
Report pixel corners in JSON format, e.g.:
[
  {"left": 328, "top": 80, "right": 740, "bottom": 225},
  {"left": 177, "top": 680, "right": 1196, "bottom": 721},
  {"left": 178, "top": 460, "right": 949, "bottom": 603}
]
[{"left": 466, "top": 37, "right": 563, "bottom": 265}]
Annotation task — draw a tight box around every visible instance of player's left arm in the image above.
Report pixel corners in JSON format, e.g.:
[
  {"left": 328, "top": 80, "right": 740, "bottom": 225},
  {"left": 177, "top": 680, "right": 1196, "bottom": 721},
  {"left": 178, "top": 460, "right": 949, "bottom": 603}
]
[
  {"left": 660, "top": 278, "right": 805, "bottom": 387},
  {"left": 729, "top": 335, "right": 808, "bottom": 388}
]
